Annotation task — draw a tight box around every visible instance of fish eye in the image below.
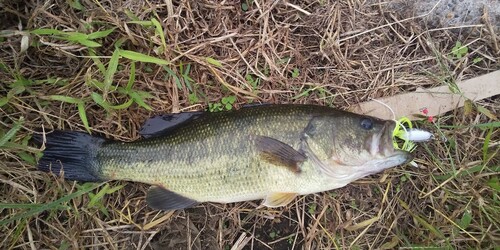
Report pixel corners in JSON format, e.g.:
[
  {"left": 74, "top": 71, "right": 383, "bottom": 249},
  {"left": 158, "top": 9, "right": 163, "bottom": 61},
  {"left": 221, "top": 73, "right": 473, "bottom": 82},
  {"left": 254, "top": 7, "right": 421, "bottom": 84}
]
[{"left": 360, "top": 118, "right": 373, "bottom": 130}]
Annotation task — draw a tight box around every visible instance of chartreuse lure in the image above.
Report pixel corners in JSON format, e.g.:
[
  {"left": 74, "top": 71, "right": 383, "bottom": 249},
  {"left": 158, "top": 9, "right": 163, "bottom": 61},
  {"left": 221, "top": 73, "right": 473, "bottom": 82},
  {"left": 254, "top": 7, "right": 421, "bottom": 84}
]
[{"left": 392, "top": 116, "right": 433, "bottom": 153}]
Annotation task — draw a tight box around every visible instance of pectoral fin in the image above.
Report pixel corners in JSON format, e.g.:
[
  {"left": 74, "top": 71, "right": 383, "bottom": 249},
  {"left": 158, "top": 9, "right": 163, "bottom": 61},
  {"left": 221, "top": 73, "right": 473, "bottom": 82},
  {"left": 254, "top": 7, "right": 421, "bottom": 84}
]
[
  {"left": 146, "top": 186, "right": 198, "bottom": 211},
  {"left": 263, "top": 192, "right": 298, "bottom": 207},
  {"left": 255, "top": 136, "right": 305, "bottom": 173}
]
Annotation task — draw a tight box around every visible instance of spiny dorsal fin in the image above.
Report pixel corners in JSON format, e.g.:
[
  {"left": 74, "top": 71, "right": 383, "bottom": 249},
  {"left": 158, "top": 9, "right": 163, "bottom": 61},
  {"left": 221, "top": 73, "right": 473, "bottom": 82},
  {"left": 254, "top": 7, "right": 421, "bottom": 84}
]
[
  {"left": 263, "top": 192, "right": 298, "bottom": 207},
  {"left": 255, "top": 136, "right": 305, "bottom": 173},
  {"left": 146, "top": 186, "right": 198, "bottom": 211},
  {"left": 139, "top": 111, "right": 205, "bottom": 138}
]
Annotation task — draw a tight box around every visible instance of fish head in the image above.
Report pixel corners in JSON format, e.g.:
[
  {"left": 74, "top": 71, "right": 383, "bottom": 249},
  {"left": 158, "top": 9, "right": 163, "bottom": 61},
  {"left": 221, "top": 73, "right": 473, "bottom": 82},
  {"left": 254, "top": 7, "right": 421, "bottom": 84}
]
[{"left": 303, "top": 113, "right": 412, "bottom": 177}]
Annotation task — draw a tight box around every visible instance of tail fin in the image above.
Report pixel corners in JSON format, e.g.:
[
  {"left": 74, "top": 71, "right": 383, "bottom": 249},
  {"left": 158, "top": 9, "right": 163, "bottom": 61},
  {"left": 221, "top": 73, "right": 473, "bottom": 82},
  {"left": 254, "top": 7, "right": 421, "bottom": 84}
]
[{"left": 33, "top": 131, "right": 108, "bottom": 182}]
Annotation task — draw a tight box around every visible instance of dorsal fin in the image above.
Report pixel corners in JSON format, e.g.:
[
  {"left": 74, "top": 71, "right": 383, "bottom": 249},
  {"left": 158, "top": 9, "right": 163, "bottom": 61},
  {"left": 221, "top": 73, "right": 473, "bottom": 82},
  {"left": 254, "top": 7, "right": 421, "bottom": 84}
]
[{"left": 139, "top": 111, "right": 205, "bottom": 138}]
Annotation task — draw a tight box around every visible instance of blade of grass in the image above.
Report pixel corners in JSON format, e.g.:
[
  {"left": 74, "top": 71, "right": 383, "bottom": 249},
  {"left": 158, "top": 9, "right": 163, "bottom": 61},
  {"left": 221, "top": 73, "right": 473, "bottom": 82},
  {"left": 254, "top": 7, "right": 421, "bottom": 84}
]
[
  {"left": 30, "top": 29, "right": 65, "bottom": 36},
  {"left": 87, "top": 183, "right": 124, "bottom": 208},
  {"left": 477, "top": 105, "right": 497, "bottom": 120},
  {"left": 129, "top": 91, "right": 153, "bottom": 111},
  {"left": 77, "top": 101, "right": 91, "bottom": 133},
  {"left": 67, "top": 0, "right": 83, "bottom": 10},
  {"left": 0, "top": 203, "right": 69, "bottom": 210},
  {"left": 151, "top": 18, "right": 167, "bottom": 51},
  {"left": 1, "top": 141, "right": 39, "bottom": 152},
  {"left": 64, "top": 32, "right": 88, "bottom": 41},
  {"left": 206, "top": 57, "right": 222, "bottom": 67},
  {"left": 127, "top": 20, "right": 153, "bottom": 26},
  {"left": 91, "top": 92, "right": 133, "bottom": 110},
  {"left": 438, "top": 122, "right": 500, "bottom": 129},
  {"left": 0, "top": 117, "right": 24, "bottom": 147},
  {"left": 90, "top": 92, "right": 109, "bottom": 110},
  {"left": 0, "top": 183, "right": 102, "bottom": 227},
  {"left": 88, "top": 48, "right": 106, "bottom": 75},
  {"left": 433, "top": 207, "right": 479, "bottom": 242},
  {"left": 292, "top": 88, "right": 311, "bottom": 99},
  {"left": 125, "top": 62, "right": 136, "bottom": 91},
  {"left": 124, "top": 9, "right": 140, "bottom": 21},
  {"left": 398, "top": 198, "right": 445, "bottom": 239},
  {"left": 0, "top": 97, "right": 8, "bottom": 107},
  {"left": 164, "top": 66, "right": 182, "bottom": 89},
  {"left": 0, "top": 86, "right": 25, "bottom": 107},
  {"left": 87, "top": 28, "right": 115, "bottom": 40},
  {"left": 119, "top": 50, "right": 169, "bottom": 65},
  {"left": 48, "top": 95, "right": 81, "bottom": 104},
  {"left": 103, "top": 48, "right": 121, "bottom": 96},
  {"left": 109, "top": 99, "right": 134, "bottom": 110},
  {"left": 180, "top": 63, "right": 193, "bottom": 91},
  {"left": 482, "top": 126, "right": 493, "bottom": 164},
  {"left": 433, "top": 165, "right": 499, "bottom": 181},
  {"left": 72, "top": 39, "right": 101, "bottom": 48}
]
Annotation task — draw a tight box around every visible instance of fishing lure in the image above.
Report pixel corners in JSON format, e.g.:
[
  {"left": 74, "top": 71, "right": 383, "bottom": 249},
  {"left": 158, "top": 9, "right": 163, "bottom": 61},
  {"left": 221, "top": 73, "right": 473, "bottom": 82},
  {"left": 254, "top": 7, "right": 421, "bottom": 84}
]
[{"left": 392, "top": 117, "right": 433, "bottom": 150}]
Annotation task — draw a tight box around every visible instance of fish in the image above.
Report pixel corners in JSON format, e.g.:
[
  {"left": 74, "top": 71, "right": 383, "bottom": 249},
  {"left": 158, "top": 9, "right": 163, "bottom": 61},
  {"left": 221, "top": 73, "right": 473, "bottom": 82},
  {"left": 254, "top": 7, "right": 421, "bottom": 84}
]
[{"left": 34, "top": 104, "right": 412, "bottom": 211}]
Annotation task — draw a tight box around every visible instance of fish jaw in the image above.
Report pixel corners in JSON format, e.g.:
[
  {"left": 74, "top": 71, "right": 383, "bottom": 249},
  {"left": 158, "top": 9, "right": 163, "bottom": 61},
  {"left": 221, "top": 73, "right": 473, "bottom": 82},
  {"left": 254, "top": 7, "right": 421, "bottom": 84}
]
[
  {"left": 291, "top": 153, "right": 412, "bottom": 197},
  {"left": 360, "top": 150, "right": 412, "bottom": 177}
]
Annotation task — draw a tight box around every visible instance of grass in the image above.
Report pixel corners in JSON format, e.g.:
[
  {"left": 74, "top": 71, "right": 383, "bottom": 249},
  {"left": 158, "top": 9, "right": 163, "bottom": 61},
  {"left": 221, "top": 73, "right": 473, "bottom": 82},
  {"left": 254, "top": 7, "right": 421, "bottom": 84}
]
[{"left": 1, "top": 0, "right": 499, "bottom": 249}]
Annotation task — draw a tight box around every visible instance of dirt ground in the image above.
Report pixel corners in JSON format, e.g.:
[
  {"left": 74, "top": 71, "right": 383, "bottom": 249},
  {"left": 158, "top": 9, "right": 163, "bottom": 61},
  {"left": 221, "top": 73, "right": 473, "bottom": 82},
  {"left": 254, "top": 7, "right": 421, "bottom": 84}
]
[{"left": 0, "top": 0, "right": 499, "bottom": 249}]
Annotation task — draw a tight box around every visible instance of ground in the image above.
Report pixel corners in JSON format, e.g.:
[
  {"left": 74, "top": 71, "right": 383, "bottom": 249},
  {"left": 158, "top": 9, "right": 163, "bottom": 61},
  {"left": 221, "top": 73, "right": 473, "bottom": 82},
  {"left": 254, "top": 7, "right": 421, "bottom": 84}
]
[{"left": 0, "top": 0, "right": 499, "bottom": 249}]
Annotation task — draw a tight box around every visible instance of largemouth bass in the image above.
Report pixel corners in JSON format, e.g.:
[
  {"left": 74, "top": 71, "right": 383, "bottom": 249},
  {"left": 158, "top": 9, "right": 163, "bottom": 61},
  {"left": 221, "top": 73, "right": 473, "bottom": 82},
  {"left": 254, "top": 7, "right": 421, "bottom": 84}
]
[{"left": 35, "top": 104, "right": 412, "bottom": 210}]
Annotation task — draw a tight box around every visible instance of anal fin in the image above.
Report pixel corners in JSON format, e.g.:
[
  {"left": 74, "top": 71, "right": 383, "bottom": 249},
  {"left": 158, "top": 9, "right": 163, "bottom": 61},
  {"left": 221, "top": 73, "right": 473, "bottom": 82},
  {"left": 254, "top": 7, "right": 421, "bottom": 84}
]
[
  {"left": 146, "top": 186, "right": 198, "bottom": 211},
  {"left": 262, "top": 192, "right": 298, "bottom": 207}
]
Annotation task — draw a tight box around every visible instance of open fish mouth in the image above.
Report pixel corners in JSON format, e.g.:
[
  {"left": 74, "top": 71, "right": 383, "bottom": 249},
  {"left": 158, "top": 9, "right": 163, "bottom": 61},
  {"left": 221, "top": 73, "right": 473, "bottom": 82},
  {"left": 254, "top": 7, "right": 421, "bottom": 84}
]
[{"left": 370, "top": 121, "right": 413, "bottom": 163}]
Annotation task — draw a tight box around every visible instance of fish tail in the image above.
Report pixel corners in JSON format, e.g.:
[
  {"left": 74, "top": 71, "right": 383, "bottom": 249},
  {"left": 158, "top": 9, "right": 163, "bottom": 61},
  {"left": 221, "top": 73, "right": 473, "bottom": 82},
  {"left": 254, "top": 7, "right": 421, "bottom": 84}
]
[{"left": 34, "top": 130, "right": 108, "bottom": 182}]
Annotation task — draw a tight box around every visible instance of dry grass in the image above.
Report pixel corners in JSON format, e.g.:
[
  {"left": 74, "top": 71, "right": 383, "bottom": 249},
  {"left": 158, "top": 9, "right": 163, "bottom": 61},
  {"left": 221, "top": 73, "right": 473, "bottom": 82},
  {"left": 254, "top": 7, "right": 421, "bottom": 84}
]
[{"left": 1, "top": 0, "right": 499, "bottom": 249}]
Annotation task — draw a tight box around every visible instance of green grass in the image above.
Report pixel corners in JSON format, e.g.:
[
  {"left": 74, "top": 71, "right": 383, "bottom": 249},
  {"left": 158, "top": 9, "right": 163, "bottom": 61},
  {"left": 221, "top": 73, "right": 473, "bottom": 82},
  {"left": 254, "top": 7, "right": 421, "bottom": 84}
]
[
  {"left": 26, "top": 28, "right": 174, "bottom": 131},
  {"left": 0, "top": 183, "right": 102, "bottom": 227},
  {"left": 86, "top": 183, "right": 125, "bottom": 217},
  {"left": 0, "top": 0, "right": 498, "bottom": 249},
  {"left": 414, "top": 118, "right": 499, "bottom": 247}
]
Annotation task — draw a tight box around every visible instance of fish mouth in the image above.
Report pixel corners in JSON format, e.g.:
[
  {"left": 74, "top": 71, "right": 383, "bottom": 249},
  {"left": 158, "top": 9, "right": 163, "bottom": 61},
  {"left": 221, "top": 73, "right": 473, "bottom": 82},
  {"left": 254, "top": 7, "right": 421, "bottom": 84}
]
[{"left": 370, "top": 121, "right": 413, "bottom": 164}]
